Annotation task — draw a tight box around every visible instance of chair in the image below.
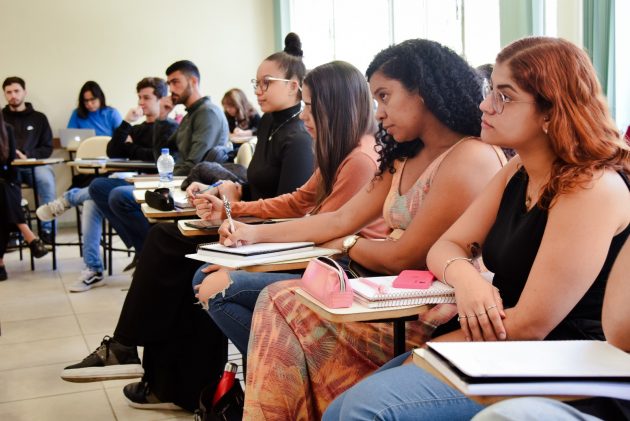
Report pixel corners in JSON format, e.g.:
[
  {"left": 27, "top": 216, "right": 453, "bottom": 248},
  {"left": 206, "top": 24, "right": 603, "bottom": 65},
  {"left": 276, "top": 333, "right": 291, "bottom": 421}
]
[
  {"left": 74, "top": 136, "right": 111, "bottom": 174},
  {"left": 233, "top": 141, "right": 256, "bottom": 168}
]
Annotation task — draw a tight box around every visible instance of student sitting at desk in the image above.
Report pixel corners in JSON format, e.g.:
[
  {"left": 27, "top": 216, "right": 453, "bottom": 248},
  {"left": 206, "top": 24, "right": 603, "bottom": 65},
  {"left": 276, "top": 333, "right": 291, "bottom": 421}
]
[
  {"left": 191, "top": 60, "right": 389, "bottom": 356},
  {"left": 0, "top": 112, "right": 48, "bottom": 280},
  {"left": 67, "top": 80, "right": 122, "bottom": 136},
  {"left": 59, "top": 34, "right": 316, "bottom": 412},
  {"left": 322, "top": 36, "right": 630, "bottom": 421},
  {"left": 220, "top": 39, "right": 508, "bottom": 420},
  {"left": 222, "top": 87, "right": 260, "bottom": 136},
  {"left": 36, "top": 77, "right": 177, "bottom": 292}
]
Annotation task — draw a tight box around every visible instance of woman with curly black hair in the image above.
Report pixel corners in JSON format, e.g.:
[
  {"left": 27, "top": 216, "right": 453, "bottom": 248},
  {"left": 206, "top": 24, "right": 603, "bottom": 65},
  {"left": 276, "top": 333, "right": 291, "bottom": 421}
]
[{"left": 224, "top": 39, "right": 508, "bottom": 420}]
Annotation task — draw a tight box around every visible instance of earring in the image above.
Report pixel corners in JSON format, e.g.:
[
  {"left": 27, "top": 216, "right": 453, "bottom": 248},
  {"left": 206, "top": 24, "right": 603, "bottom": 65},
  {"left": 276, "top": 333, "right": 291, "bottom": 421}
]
[{"left": 543, "top": 126, "right": 548, "bottom": 134}]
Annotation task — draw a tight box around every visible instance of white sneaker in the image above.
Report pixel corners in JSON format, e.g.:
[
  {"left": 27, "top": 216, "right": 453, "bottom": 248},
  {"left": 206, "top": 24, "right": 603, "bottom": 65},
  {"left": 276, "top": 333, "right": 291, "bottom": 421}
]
[
  {"left": 36, "top": 197, "right": 71, "bottom": 221},
  {"left": 69, "top": 269, "right": 105, "bottom": 293}
]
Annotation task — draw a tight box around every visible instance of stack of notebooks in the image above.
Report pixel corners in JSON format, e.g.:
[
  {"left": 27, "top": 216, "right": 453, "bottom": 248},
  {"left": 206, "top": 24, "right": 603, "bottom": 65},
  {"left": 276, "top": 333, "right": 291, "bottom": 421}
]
[
  {"left": 349, "top": 276, "right": 455, "bottom": 308},
  {"left": 186, "top": 241, "right": 338, "bottom": 269},
  {"left": 415, "top": 341, "right": 630, "bottom": 399}
]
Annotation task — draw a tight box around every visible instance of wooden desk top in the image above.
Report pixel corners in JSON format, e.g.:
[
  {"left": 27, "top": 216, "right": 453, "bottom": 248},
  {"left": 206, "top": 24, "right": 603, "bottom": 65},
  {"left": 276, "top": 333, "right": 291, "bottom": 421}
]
[
  {"left": 12, "top": 157, "right": 65, "bottom": 166},
  {"left": 294, "top": 288, "right": 428, "bottom": 323},
  {"left": 411, "top": 349, "right": 585, "bottom": 405},
  {"left": 140, "top": 203, "right": 197, "bottom": 218}
]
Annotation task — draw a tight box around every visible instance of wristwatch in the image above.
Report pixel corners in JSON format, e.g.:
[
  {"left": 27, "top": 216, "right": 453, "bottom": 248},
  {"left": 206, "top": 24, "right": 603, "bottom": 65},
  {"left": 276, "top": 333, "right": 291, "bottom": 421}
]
[{"left": 341, "top": 234, "right": 360, "bottom": 255}]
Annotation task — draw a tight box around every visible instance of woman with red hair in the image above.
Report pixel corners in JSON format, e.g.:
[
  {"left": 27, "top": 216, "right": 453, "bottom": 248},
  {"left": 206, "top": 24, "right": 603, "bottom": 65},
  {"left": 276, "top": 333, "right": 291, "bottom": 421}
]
[{"left": 324, "top": 36, "right": 630, "bottom": 421}]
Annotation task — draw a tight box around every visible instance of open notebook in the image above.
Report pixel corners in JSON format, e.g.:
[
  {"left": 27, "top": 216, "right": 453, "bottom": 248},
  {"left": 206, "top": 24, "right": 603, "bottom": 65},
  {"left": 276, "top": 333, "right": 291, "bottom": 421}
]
[
  {"left": 416, "top": 341, "right": 630, "bottom": 400},
  {"left": 349, "top": 276, "right": 455, "bottom": 308}
]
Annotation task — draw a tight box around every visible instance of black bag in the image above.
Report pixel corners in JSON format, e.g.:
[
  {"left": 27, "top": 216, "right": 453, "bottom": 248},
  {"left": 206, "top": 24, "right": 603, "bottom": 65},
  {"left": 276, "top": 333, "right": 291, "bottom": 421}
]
[
  {"left": 194, "top": 378, "right": 245, "bottom": 421},
  {"left": 144, "top": 188, "right": 174, "bottom": 211}
]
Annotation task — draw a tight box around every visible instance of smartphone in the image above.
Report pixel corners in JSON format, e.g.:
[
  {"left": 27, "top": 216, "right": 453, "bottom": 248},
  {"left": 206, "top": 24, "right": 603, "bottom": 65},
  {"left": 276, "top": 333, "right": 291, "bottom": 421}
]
[
  {"left": 184, "top": 217, "right": 270, "bottom": 230},
  {"left": 392, "top": 270, "right": 435, "bottom": 289}
]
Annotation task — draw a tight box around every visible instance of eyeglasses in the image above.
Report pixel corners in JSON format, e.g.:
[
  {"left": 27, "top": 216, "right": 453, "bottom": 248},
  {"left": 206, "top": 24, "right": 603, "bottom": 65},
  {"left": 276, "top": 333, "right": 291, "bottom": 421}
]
[
  {"left": 251, "top": 76, "right": 301, "bottom": 92},
  {"left": 83, "top": 97, "right": 99, "bottom": 104},
  {"left": 482, "top": 79, "right": 535, "bottom": 114}
]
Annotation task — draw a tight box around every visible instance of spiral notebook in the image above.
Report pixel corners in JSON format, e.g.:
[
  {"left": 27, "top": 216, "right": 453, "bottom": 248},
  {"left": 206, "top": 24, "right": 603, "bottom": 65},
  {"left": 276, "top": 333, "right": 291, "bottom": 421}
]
[{"left": 349, "top": 276, "right": 455, "bottom": 308}]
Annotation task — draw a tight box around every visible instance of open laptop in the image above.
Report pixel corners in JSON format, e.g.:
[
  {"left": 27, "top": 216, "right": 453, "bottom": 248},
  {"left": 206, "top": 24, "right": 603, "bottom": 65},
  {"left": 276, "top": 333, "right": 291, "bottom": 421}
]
[{"left": 59, "top": 128, "right": 96, "bottom": 149}]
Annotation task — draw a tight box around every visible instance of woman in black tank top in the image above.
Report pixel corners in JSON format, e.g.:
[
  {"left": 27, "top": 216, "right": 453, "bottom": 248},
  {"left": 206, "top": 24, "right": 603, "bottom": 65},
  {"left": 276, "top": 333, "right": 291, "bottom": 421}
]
[{"left": 323, "top": 37, "right": 630, "bottom": 421}]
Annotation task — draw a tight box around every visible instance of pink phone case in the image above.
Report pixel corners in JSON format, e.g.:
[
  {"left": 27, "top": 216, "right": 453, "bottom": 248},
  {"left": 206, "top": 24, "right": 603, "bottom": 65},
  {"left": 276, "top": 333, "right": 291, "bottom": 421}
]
[{"left": 392, "top": 270, "right": 435, "bottom": 289}]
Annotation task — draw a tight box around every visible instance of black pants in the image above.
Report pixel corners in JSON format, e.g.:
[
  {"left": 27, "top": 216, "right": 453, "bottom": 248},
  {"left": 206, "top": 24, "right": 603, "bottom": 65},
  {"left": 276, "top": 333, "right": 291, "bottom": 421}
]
[
  {"left": 0, "top": 179, "right": 25, "bottom": 258},
  {"left": 113, "top": 223, "right": 227, "bottom": 411}
]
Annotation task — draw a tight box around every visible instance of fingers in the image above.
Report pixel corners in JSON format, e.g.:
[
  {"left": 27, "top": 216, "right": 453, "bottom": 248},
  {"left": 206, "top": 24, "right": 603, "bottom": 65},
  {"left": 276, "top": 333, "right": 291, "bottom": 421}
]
[
  {"left": 493, "top": 287, "right": 506, "bottom": 318},
  {"left": 193, "top": 284, "right": 200, "bottom": 291},
  {"left": 459, "top": 303, "right": 506, "bottom": 341},
  {"left": 201, "top": 264, "right": 221, "bottom": 273}
]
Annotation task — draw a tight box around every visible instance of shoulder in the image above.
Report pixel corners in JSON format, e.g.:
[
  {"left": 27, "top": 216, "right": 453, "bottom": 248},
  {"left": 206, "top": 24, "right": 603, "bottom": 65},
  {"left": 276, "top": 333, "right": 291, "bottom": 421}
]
[
  {"left": 437, "top": 137, "right": 507, "bottom": 180},
  {"left": 103, "top": 107, "right": 121, "bottom": 117},
  {"left": 340, "top": 144, "right": 379, "bottom": 172}
]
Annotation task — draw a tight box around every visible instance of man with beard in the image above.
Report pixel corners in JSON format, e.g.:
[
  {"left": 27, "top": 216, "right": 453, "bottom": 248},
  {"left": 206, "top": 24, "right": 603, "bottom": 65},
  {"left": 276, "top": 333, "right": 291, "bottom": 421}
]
[
  {"left": 2, "top": 77, "right": 55, "bottom": 243},
  {"left": 87, "top": 61, "right": 229, "bottom": 265}
]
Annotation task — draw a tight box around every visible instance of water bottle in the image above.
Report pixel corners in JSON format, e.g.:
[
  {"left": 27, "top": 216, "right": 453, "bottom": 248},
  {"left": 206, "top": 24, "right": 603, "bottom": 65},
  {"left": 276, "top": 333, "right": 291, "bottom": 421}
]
[
  {"left": 212, "top": 362, "right": 238, "bottom": 405},
  {"left": 156, "top": 148, "right": 174, "bottom": 186}
]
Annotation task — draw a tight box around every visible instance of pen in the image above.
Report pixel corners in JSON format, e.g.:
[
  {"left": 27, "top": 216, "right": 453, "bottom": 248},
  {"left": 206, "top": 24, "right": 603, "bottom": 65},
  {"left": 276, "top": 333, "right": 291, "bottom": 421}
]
[
  {"left": 223, "top": 194, "right": 236, "bottom": 233},
  {"left": 358, "top": 277, "right": 389, "bottom": 294},
  {"left": 195, "top": 180, "right": 223, "bottom": 196}
]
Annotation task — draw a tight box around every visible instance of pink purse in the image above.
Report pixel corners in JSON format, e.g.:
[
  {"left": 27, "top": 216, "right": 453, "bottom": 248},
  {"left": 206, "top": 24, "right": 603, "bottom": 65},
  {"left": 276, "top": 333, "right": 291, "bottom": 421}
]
[{"left": 299, "top": 256, "right": 354, "bottom": 308}]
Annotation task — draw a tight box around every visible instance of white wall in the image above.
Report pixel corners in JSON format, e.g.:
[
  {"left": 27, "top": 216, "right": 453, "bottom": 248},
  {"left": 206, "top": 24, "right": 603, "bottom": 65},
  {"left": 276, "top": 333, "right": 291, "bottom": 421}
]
[{"left": 0, "top": 0, "right": 275, "bottom": 132}]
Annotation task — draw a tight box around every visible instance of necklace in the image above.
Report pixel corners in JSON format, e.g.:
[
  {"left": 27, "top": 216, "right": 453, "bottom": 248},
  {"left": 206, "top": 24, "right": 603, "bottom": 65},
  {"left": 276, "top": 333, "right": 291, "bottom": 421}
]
[{"left": 267, "top": 109, "right": 301, "bottom": 141}]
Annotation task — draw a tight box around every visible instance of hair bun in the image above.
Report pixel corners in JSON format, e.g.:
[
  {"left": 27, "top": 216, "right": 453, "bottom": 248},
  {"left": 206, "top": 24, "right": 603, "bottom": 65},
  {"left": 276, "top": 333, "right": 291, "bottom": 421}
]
[{"left": 284, "top": 32, "right": 303, "bottom": 57}]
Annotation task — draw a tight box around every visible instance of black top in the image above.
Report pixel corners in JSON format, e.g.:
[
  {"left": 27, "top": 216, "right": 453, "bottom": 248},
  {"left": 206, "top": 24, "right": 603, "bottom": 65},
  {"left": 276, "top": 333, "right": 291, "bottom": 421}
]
[
  {"left": 245, "top": 103, "right": 314, "bottom": 201},
  {"left": 2, "top": 103, "right": 53, "bottom": 159},
  {"left": 106, "top": 119, "right": 178, "bottom": 162},
  {"left": 226, "top": 113, "right": 261, "bottom": 134},
  {"left": 483, "top": 168, "right": 630, "bottom": 340}
]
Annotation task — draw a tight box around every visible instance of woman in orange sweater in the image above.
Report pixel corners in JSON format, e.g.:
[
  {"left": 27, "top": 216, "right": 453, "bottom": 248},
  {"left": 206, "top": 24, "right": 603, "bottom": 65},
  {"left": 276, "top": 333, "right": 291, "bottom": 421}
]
[{"left": 190, "top": 60, "right": 387, "bottom": 355}]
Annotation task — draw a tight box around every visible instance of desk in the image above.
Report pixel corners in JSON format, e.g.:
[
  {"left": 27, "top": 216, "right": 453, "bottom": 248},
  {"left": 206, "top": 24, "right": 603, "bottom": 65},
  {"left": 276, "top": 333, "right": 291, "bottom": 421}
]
[
  {"left": 67, "top": 159, "right": 157, "bottom": 174},
  {"left": 140, "top": 203, "right": 197, "bottom": 219},
  {"left": 295, "top": 288, "right": 427, "bottom": 356},
  {"left": 12, "top": 158, "right": 66, "bottom": 270},
  {"left": 411, "top": 350, "right": 584, "bottom": 405}
]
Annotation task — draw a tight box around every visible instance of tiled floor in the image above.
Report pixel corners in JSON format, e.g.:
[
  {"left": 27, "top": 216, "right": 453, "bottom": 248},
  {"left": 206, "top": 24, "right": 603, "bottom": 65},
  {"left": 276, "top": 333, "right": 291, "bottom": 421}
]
[{"left": 0, "top": 228, "right": 237, "bottom": 421}]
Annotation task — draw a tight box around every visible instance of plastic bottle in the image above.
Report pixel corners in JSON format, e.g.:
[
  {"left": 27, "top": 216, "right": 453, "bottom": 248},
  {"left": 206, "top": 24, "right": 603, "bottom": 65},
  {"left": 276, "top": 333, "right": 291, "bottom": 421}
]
[
  {"left": 212, "top": 362, "right": 238, "bottom": 405},
  {"left": 156, "top": 148, "right": 174, "bottom": 186}
]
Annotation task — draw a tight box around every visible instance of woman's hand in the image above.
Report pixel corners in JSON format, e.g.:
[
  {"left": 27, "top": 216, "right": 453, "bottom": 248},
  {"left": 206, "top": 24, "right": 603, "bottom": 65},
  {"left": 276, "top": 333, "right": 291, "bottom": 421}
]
[
  {"left": 193, "top": 267, "right": 233, "bottom": 304},
  {"left": 218, "top": 220, "right": 259, "bottom": 247},
  {"left": 185, "top": 181, "right": 209, "bottom": 199},
  {"left": 193, "top": 193, "right": 224, "bottom": 220},
  {"left": 217, "top": 181, "right": 242, "bottom": 203},
  {"left": 454, "top": 276, "right": 506, "bottom": 341}
]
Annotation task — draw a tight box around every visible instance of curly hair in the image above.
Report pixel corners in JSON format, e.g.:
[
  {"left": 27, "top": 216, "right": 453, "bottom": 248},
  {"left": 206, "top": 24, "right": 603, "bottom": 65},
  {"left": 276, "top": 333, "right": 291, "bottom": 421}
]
[
  {"left": 365, "top": 39, "right": 483, "bottom": 176},
  {"left": 497, "top": 37, "right": 630, "bottom": 208}
]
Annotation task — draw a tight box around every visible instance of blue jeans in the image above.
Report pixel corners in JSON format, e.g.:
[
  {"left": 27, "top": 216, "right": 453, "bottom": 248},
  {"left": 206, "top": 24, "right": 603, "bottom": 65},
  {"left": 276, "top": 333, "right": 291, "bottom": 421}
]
[
  {"left": 64, "top": 187, "right": 104, "bottom": 272},
  {"left": 323, "top": 352, "right": 484, "bottom": 421},
  {"left": 89, "top": 178, "right": 149, "bottom": 253},
  {"left": 191, "top": 265, "right": 296, "bottom": 355},
  {"left": 472, "top": 398, "right": 601, "bottom": 421},
  {"left": 18, "top": 165, "right": 55, "bottom": 232}
]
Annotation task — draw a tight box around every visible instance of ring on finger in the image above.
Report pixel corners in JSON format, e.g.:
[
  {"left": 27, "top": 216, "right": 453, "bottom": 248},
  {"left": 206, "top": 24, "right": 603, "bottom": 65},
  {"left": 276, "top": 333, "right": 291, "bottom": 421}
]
[
  {"left": 476, "top": 311, "right": 487, "bottom": 317},
  {"left": 457, "top": 315, "right": 468, "bottom": 322},
  {"left": 486, "top": 304, "right": 498, "bottom": 311}
]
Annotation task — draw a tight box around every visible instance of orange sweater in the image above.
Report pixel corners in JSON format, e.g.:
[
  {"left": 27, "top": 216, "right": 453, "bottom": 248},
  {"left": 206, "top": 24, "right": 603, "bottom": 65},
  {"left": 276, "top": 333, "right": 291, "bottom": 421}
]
[{"left": 231, "top": 135, "right": 389, "bottom": 240}]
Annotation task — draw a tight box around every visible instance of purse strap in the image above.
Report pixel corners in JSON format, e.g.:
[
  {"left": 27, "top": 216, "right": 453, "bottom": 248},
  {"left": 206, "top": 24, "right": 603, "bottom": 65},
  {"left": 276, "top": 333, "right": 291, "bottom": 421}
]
[{"left": 316, "top": 256, "right": 347, "bottom": 292}]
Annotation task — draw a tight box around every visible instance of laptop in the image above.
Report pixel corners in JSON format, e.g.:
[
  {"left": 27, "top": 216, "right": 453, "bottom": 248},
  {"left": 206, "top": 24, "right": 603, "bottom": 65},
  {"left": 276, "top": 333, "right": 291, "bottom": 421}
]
[{"left": 59, "top": 128, "right": 96, "bottom": 149}]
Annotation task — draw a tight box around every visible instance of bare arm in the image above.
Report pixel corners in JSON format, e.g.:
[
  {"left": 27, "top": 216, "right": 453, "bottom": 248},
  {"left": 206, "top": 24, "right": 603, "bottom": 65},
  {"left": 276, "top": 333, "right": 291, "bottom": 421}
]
[{"left": 603, "top": 236, "right": 630, "bottom": 351}]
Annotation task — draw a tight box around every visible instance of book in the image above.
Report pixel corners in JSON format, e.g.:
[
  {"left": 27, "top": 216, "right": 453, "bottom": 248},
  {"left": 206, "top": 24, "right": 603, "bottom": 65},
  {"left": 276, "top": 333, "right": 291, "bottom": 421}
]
[
  {"left": 197, "top": 241, "right": 314, "bottom": 258},
  {"left": 186, "top": 246, "right": 339, "bottom": 269},
  {"left": 415, "top": 341, "right": 630, "bottom": 400},
  {"left": 173, "top": 190, "right": 194, "bottom": 209},
  {"left": 349, "top": 276, "right": 455, "bottom": 308}
]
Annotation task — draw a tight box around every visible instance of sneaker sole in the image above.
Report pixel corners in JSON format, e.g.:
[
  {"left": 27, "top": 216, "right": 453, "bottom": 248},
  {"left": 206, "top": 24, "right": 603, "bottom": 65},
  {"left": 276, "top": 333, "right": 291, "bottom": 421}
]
[
  {"left": 61, "top": 364, "right": 144, "bottom": 382},
  {"left": 125, "top": 399, "right": 182, "bottom": 411},
  {"left": 69, "top": 280, "right": 106, "bottom": 293}
]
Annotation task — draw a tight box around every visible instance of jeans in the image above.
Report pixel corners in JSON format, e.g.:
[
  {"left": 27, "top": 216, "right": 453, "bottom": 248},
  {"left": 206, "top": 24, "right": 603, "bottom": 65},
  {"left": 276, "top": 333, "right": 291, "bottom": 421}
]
[
  {"left": 64, "top": 187, "right": 104, "bottom": 272},
  {"left": 323, "top": 353, "right": 484, "bottom": 421},
  {"left": 17, "top": 165, "right": 55, "bottom": 233},
  {"left": 191, "top": 265, "right": 296, "bottom": 355},
  {"left": 472, "top": 398, "right": 602, "bottom": 421},
  {"left": 89, "top": 177, "right": 149, "bottom": 253}
]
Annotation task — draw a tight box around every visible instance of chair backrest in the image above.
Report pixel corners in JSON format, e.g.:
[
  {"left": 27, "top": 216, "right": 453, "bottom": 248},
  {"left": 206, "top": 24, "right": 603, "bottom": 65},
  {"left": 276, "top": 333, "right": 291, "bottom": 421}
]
[
  {"left": 75, "top": 136, "right": 111, "bottom": 174},
  {"left": 234, "top": 141, "right": 255, "bottom": 168}
]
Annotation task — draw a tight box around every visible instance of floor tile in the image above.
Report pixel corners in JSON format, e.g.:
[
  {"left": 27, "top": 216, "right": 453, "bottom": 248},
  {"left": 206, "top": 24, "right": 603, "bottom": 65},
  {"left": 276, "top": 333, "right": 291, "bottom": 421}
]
[
  {"left": 0, "top": 315, "right": 81, "bottom": 344},
  {"left": 0, "top": 335, "right": 88, "bottom": 371},
  {"left": 75, "top": 311, "right": 119, "bottom": 335}
]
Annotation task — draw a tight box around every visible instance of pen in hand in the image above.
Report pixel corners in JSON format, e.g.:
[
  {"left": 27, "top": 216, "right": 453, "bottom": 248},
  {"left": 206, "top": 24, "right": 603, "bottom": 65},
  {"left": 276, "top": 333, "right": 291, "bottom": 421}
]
[
  {"left": 223, "top": 194, "right": 236, "bottom": 234},
  {"left": 195, "top": 180, "right": 223, "bottom": 196}
]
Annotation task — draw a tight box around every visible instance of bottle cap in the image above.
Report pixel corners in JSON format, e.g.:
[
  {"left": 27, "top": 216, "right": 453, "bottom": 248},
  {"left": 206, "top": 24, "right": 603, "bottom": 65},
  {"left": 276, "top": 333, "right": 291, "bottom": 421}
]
[
  {"left": 161, "top": 148, "right": 169, "bottom": 154},
  {"left": 224, "top": 362, "right": 238, "bottom": 373}
]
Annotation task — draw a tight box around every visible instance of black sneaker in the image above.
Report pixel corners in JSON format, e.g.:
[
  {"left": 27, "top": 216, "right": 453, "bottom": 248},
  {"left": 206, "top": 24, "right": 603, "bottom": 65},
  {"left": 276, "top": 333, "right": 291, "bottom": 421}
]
[
  {"left": 0, "top": 266, "right": 7, "bottom": 281},
  {"left": 39, "top": 230, "right": 53, "bottom": 245},
  {"left": 28, "top": 238, "right": 48, "bottom": 258},
  {"left": 60, "top": 336, "right": 143, "bottom": 382},
  {"left": 123, "top": 255, "right": 139, "bottom": 272},
  {"left": 123, "top": 381, "right": 181, "bottom": 410}
]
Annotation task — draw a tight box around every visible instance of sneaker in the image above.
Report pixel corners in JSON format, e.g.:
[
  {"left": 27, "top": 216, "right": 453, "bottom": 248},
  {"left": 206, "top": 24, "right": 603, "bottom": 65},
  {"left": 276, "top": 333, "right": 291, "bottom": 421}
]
[
  {"left": 36, "top": 197, "right": 70, "bottom": 222},
  {"left": 39, "top": 230, "right": 53, "bottom": 245},
  {"left": 69, "top": 269, "right": 105, "bottom": 292},
  {"left": 61, "top": 336, "right": 143, "bottom": 382},
  {"left": 28, "top": 238, "right": 48, "bottom": 258},
  {"left": 123, "top": 255, "right": 139, "bottom": 272},
  {"left": 123, "top": 381, "right": 181, "bottom": 410},
  {"left": 0, "top": 266, "right": 7, "bottom": 281}
]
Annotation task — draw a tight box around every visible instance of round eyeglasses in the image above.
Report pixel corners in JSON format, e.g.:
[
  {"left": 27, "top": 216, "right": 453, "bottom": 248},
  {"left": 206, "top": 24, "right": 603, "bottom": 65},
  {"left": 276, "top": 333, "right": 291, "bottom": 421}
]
[
  {"left": 482, "top": 79, "right": 535, "bottom": 114},
  {"left": 251, "top": 76, "right": 301, "bottom": 93}
]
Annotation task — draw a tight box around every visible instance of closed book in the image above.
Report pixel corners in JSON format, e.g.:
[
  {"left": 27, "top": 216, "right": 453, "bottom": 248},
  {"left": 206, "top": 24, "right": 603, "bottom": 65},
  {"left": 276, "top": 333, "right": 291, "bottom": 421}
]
[
  {"left": 349, "top": 276, "right": 455, "bottom": 308},
  {"left": 197, "top": 241, "right": 315, "bottom": 258},
  {"left": 415, "top": 341, "right": 630, "bottom": 400},
  {"left": 186, "top": 246, "right": 338, "bottom": 269}
]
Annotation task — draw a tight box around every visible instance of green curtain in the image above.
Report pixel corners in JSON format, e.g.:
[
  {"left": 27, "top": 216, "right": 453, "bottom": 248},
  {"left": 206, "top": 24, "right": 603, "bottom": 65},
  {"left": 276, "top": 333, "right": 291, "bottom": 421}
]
[
  {"left": 583, "top": 0, "right": 615, "bottom": 115},
  {"left": 500, "top": 0, "right": 535, "bottom": 47},
  {"left": 273, "top": 0, "right": 291, "bottom": 51}
]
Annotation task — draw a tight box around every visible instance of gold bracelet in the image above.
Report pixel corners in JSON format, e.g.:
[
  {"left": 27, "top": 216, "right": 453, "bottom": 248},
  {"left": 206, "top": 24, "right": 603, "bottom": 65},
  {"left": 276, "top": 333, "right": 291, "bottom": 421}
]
[{"left": 442, "top": 256, "right": 473, "bottom": 287}]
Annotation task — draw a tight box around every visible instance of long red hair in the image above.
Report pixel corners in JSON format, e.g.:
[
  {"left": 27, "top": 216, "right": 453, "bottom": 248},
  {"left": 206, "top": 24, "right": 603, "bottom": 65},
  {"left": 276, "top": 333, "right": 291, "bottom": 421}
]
[{"left": 497, "top": 37, "right": 629, "bottom": 207}]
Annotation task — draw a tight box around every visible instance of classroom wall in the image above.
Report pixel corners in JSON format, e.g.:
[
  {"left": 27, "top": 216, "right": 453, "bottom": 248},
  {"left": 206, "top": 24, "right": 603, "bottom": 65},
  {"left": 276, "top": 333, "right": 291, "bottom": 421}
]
[{"left": 0, "top": 0, "right": 275, "bottom": 132}]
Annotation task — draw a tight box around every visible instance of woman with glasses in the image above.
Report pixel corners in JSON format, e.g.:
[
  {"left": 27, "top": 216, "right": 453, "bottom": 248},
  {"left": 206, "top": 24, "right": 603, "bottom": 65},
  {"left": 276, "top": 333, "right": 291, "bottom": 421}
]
[
  {"left": 221, "top": 39, "right": 507, "bottom": 420},
  {"left": 323, "top": 36, "right": 630, "bottom": 421},
  {"left": 67, "top": 81, "right": 122, "bottom": 136}
]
